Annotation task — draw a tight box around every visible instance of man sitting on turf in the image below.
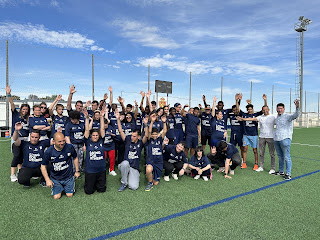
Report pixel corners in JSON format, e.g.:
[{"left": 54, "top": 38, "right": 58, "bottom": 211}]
[
  {"left": 116, "top": 110, "right": 149, "bottom": 192},
  {"left": 41, "top": 132, "right": 80, "bottom": 199},
  {"left": 207, "top": 140, "right": 241, "bottom": 179}
]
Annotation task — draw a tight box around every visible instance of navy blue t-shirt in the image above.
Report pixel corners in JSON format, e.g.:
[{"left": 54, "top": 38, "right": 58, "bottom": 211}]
[
  {"left": 163, "top": 144, "right": 187, "bottom": 163},
  {"left": 221, "top": 109, "right": 232, "bottom": 128},
  {"left": 189, "top": 155, "right": 210, "bottom": 168},
  {"left": 228, "top": 110, "right": 244, "bottom": 134},
  {"left": 50, "top": 115, "right": 70, "bottom": 138},
  {"left": 92, "top": 120, "right": 101, "bottom": 130},
  {"left": 84, "top": 137, "right": 107, "bottom": 173},
  {"left": 103, "top": 125, "right": 115, "bottom": 151},
  {"left": 241, "top": 111, "right": 263, "bottom": 136},
  {"left": 11, "top": 109, "right": 29, "bottom": 137},
  {"left": 28, "top": 116, "right": 49, "bottom": 137},
  {"left": 146, "top": 136, "right": 163, "bottom": 165},
  {"left": 42, "top": 143, "right": 77, "bottom": 181},
  {"left": 215, "top": 141, "right": 239, "bottom": 159},
  {"left": 185, "top": 114, "right": 200, "bottom": 136},
  {"left": 200, "top": 112, "right": 212, "bottom": 136},
  {"left": 20, "top": 139, "right": 50, "bottom": 168},
  {"left": 123, "top": 122, "right": 136, "bottom": 137},
  {"left": 135, "top": 115, "right": 142, "bottom": 132},
  {"left": 87, "top": 109, "right": 94, "bottom": 118},
  {"left": 65, "top": 122, "right": 85, "bottom": 144},
  {"left": 108, "top": 111, "right": 117, "bottom": 128},
  {"left": 211, "top": 118, "right": 226, "bottom": 140},
  {"left": 174, "top": 113, "right": 183, "bottom": 130},
  {"left": 166, "top": 116, "right": 175, "bottom": 139},
  {"left": 123, "top": 136, "right": 144, "bottom": 171}
]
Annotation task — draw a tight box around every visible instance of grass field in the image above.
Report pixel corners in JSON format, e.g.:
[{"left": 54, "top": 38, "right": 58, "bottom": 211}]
[{"left": 0, "top": 127, "right": 320, "bottom": 240}]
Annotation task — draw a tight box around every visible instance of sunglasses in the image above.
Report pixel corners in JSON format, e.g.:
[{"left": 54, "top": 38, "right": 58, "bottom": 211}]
[{"left": 41, "top": 107, "right": 47, "bottom": 109}]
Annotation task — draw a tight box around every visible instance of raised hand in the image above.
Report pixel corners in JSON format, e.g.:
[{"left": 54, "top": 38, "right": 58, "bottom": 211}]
[
  {"left": 262, "top": 94, "right": 267, "bottom": 100},
  {"left": 104, "top": 93, "right": 108, "bottom": 100},
  {"left": 69, "top": 85, "right": 76, "bottom": 94},
  {"left": 150, "top": 114, "right": 157, "bottom": 122},
  {"left": 5, "top": 85, "right": 11, "bottom": 95},
  {"left": 184, "top": 104, "right": 189, "bottom": 108},
  {"left": 294, "top": 99, "right": 300, "bottom": 108},
  {"left": 140, "top": 91, "right": 145, "bottom": 97},
  {"left": 85, "top": 100, "right": 91, "bottom": 108},
  {"left": 15, "top": 122, "right": 23, "bottom": 131},
  {"left": 143, "top": 117, "right": 148, "bottom": 125},
  {"left": 161, "top": 115, "right": 167, "bottom": 123},
  {"left": 115, "top": 109, "right": 120, "bottom": 119},
  {"left": 134, "top": 100, "right": 138, "bottom": 106},
  {"left": 82, "top": 108, "right": 89, "bottom": 118},
  {"left": 163, "top": 137, "right": 169, "bottom": 145},
  {"left": 235, "top": 93, "right": 239, "bottom": 100},
  {"left": 202, "top": 95, "right": 206, "bottom": 101},
  {"left": 108, "top": 86, "right": 113, "bottom": 92},
  {"left": 246, "top": 99, "right": 251, "bottom": 104},
  {"left": 238, "top": 93, "right": 243, "bottom": 100},
  {"left": 117, "top": 96, "right": 124, "bottom": 103},
  {"left": 56, "top": 94, "right": 62, "bottom": 101},
  {"left": 213, "top": 96, "right": 217, "bottom": 102}
]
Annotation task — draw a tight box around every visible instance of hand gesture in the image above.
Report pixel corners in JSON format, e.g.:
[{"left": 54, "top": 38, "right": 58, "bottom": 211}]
[
  {"left": 117, "top": 96, "right": 124, "bottom": 103},
  {"left": 238, "top": 93, "right": 243, "bottom": 100},
  {"left": 143, "top": 117, "right": 148, "bottom": 125},
  {"left": 262, "top": 94, "right": 267, "bottom": 100},
  {"left": 104, "top": 93, "right": 108, "bottom": 100},
  {"left": 150, "top": 114, "right": 157, "bottom": 122},
  {"left": 57, "top": 127, "right": 63, "bottom": 133},
  {"left": 246, "top": 99, "right": 251, "bottom": 104},
  {"left": 140, "top": 91, "right": 145, "bottom": 97},
  {"left": 294, "top": 99, "right": 300, "bottom": 108},
  {"left": 85, "top": 100, "right": 91, "bottom": 108},
  {"left": 115, "top": 109, "right": 120, "bottom": 119},
  {"left": 108, "top": 86, "right": 113, "bottom": 92},
  {"left": 213, "top": 96, "right": 217, "bottom": 102},
  {"left": 5, "top": 85, "right": 11, "bottom": 95},
  {"left": 69, "top": 85, "right": 76, "bottom": 94},
  {"left": 82, "top": 108, "right": 89, "bottom": 118},
  {"left": 236, "top": 116, "right": 243, "bottom": 121},
  {"left": 15, "top": 122, "right": 23, "bottom": 131},
  {"left": 56, "top": 94, "right": 62, "bottom": 101},
  {"left": 134, "top": 100, "right": 138, "bottom": 106},
  {"left": 146, "top": 90, "right": 151, "bottom": 98},
  {"left": 161, "top": 115, "right": 167, "bottom": 123},
  {"left": 202, "top": 95, "right": 206, "bottom": 101},
  {"left": 235, "top": 93, "right": 239, "bottom": 100},
  {"left": 163, "top": 137, "right": 169, "bottom": 145},
  {"left": 184, "top": 104, "right": 189, "bottom": 109}
]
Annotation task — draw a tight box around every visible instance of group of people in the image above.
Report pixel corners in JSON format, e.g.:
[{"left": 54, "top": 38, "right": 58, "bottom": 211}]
[{"left": 5, "top": 84, "right": 300, "bottom": 199}]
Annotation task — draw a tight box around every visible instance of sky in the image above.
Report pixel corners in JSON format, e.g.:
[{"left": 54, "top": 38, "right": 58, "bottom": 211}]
[{"left": 0, "top": 0, "right": 319, "bottom": 113}]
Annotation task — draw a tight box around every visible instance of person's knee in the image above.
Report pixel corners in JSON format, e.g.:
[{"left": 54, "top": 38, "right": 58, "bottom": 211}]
[
  {"left": 128, "top": 183, "right": 139, "bottom": 190},
  {"left": 84, "top": 187, "right": 95, "bottom": 195},
  {"left": 146, "top": 165, "right": 153, "bottom": 173},
  {"left": 53, "top": 193, "right": 62, "bottom": 200},
  {"left": 66, "top": 193, "right": 74, "bottom": 198},
  {"left": 253, "top": 148, "right": 258, "bottom": 153}
]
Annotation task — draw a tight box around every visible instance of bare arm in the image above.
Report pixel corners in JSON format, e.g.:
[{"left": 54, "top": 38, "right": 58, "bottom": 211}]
[
  {"left": 146, "top": 90, "right": 152, "bottom": 108},
  {"left": 161, "top": 115, "right": 167, "bottom": 139},
  {"left": 262, "top": 94, "right": 267, "bottom": 106},
  {"left": 139, "top": 91, "right": 145, "bottom": 112},
  {"left": 108, "top": 86, "right": 113, "bottom": 106},
  {"left": 116, "top": 110, "right": 126, "bottom": 141},
  {"left": 41, "top": 164, "right": 53, "bottom": 188},
  {"left": 49, "top": 94, "right": 62, "bottom": 116},
  {"left": 67, "top": 85, "right": 76, "bottom": 111},
  {"left": 5, "top": 86, "right": 15, "bottom": 111},
  {"left": 134, "top": 100, "right": 138, "bottom": 119},
  {"left": 100, "top": 108, "right": 106, "bottom": 138},
  {"left": 12, "top": 122, "right": 22, "bottom": 146},
  {"left": 211, "top": 96, "right": 217, "bottom": 117},
  {"left": 117, "top": 96, "right": 126, "bottom": 113},
  {"left": 84, "top": 109, "right": 90, "bottom": 139}
]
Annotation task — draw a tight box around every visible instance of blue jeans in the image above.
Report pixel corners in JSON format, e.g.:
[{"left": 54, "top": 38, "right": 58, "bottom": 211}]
[{"left": 274, "top": 139, "right": 292, "bottom": 175}]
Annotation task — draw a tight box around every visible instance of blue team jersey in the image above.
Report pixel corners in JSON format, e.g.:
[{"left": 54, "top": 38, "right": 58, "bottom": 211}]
[
  {"left": 103, "top": 125, "right": 115, "bottom": 151},
  {"left": 215, "top": 141, "right": 239, "bottom": 159},
  {"left": 108, "top": 111, "right": 117, "bottom": 128},
  {"left": 185, "top": 114, "right": 200, "bottom": 136},
  {"left": 92, "top": 120, "right": 101, "bottom": 130},
  {"left": 68, "top": 109, "right": 85, "bottom": 124},
  {"left": 87, "top": 109, "right": 94, "bottom": 118},
  {"left": 28, "top": 116, "right": 49, "bottom": 136},
  {"left": 174, "top": 113, "right": 183, "bottom": 130},
  {"left": 211, "top": 117, "right": 226, "bottom": 140},
  {"left": 51, "top": 115, "right": 69, "bottom": 138},
  {"left": 135, "top": 115, "right": 142, "bottom": 132},
  {"left": 84, "top": 137, "right": 107, "bottom": 173},
  {"left": 189, "top": 155, "right": 210, "bottom": 168},
  {"left": 163, "top": 144, "right": 187, "bottom": 163},
  {"left": 42, "top": 143, "right": 77, "bottom": 181},
  {"left": 65, "top": 122, "right": 85, "bottom": 144},
  {"left": 146, "top": 136, "right": 163, "bottom": 165},
  {"left": 241, "top": 111, "right": 263, "bottom": 136},
  {"left": 166, "top": 116, "right": 175, "bottom": 139},
  {"left": 221, "top": 109, "right": 232, "bottom": 128},
  {"left": 200, "top": 112, "right": 212, "bottom": 136},
  {"left": 20, "top": 139, "right": 50, "bottom": 168},
  {"left": 11, "top": 109, "right": 29, "bottom": 137},
  {"left": 123, "top": 122, "right": 136, "bottom": 137},
  {"left": 123, "top": 136, "right": 144, "bottom": 171},
  {"left": 228, "top": 110, "right": 244, "bottom": 133},
  {"left": 146, "top": 120, "right": 163, "bottom": 132}
]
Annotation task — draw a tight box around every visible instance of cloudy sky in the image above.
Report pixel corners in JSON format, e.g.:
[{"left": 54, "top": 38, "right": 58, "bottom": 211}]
[{"left": 0, "top": 0, "right": 319, "bottom": 112}]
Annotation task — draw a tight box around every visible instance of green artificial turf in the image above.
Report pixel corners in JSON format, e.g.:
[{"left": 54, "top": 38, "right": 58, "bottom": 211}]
[{"left": 0, "top": 127, "right": 319, "bottom": 240}]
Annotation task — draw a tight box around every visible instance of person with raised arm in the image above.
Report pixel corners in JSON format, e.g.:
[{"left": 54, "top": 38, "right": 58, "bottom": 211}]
[
  {"left": 103, "top": 109, "right": 117, "bottom": 176},
  {"left": 66, "top": 84, "right": 86, "bottom": 124},
  {"left": 200, "top": 95, "right": 212, "bottom": 153},
  {"left": 5, "top": 86, "right": 30, "bottom": 182}
]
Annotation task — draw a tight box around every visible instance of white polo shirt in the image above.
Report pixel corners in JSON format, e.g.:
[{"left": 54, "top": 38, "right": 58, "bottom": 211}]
[{"left": 257, "top": 115, "right": 276, "bottom": 139}]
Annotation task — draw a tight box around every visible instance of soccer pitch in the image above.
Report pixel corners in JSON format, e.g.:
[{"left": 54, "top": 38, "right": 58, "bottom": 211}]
[{"left": 0, "top": 127, "right": 319, "bottom": 240}]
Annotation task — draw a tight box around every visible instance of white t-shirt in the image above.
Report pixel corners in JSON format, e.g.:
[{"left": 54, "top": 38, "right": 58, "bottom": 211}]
[{"left": 257, "top": 115, "right": 276, "bottom": 138}]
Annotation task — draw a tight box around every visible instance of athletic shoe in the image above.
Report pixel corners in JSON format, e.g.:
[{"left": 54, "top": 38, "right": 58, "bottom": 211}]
[
  {"left": 272, "top": 171, "right": 285, "bottom": 176},
  {"left": 32, "top": 177, "right": 40, "bottom": 180},
  {"left": 268, "top": 169, "right": 275, "bottom": 174},
  {"left": 194, "top": 175, "right": 200, "bottom": 180},
  {"left": 229, "top": 170, "right": 235, "bottom": 175},
  {"left": 172, "top": 174, "right": 178, "bottom": 180},
  {"left": 253, "top": 164, "right": 259, "bottom": 171},
  {"left": 241, "top": 162, "right": 247, "bottom": 169},
  {"left": 118, "top": 183, "right": 127, "bottom": 192},
  {"left": 39, "top": 181, "right": 47, "bottom": 188},
  {"left": 217, "top": 167, "right": 225, "bottom": 172},
  {"left": 255, "top": 167, "right": 264, "bottom": 172},
  {"left": 145, "top": 182, "right": 153, "bottom": 191},
  {"left": 202, "top": 176, "right": 209, "bottom": 181},
  {"left": 10, "top": 174, "right": 18, "bottom": 182},
  {"left": 109, "top": 170, "right": 117, "bottom": 176},
  {"left": 283, "top": 174, "right": 291, "bottom": 181},
  {"left": 164, "top": 176, "right": 170, "bottom": 182}
]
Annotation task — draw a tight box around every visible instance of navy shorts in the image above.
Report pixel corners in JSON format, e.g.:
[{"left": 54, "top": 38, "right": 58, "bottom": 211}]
[
  {"left": 186, "top": 135, "right": 198, "bottom": 148},
  {"left": 174, "top": 129, "right": 184, "bottom": 144},
  {"left": 149, "top": 163, "right": 163, "bottom": 182},
  {"left": 230, "top": 132, "right": 243, "bottom": 147},
  {"left": 201, "top": 135, "right": 211, "bottom": 146},
  {"left": 51, "top": 176, "right": 75, "bottom": 196}
]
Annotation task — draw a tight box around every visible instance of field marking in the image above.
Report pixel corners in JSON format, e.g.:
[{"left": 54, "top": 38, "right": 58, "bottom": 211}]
[
  {"left": 292, "top": 142, "right": 320, "bottom": 147},
  {"left": 90, "top": 169, "right": 320, "bottom": 240},
  {"left": 292, "top": 156, "right": 320, "bottom": 162}
]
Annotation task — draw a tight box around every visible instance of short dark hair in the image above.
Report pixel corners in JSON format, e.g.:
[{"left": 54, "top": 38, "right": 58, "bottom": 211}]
[
  {"left": 40, "top": 101, "right": 47, "bottom": 106},
  {"left": 232, "top": 105, "right": 236, "bottom": 109},
  {"left": 194, "top": 145, "right": 203, "bottom": 156},
  {"left": 127, "top": 104, "right": 133, "bottom": 108},
  {"left": 218, "top": 140, "right": 228, "bottom": 151},
  {"left": 92, "top": 100, "right": 99, "bottom": 105},
  {"left": 169, "top": 107, "right": 175, "bottom": 113},
  {"left": 246, "top": 104, "right": 253, "bottom": 109},
  {"left": 132, "top": 129, "right": 141, "bottom": 136},
  {"left": 215, "top": 110, "right": 222, "bottom": 116},
  {"left": 218, "top": 101, "right": 224, "bottom": 105},
  {"left": 277, "top": 103, "right": 285, "bottom": 108},
  {"left": 151, "top": 128, "right": 159, "bottom": 134},
  {"left": 69, "top": 110, "right": 81, "bottom": 120},
  {"left": 177, "top": 141, "right": 186, "bottom": 148},
  {"left": 30, "top": 129, "right": 40, "bottom": 136},
  {"left": 33, "top": 104, "right": 41, "bottom": 110},
  {"left": 193, "top": 107, "right": 199, "bottom": 111},
  {"left": 151, "top": 101, "right": 156, "bottom": 105},
  {"left": 90, "top": 129, "right": 100, "bottom": 136},
  {"left": 56, "top": 104, "right": 64, "bottom": 109},
  {"left": 75, "top": 100, "right": 83, "bottom": 105}
]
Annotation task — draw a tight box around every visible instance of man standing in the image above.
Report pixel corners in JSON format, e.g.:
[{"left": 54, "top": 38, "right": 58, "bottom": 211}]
[{"left": 273, "top": 100, "right": 300, "bottom": 180}]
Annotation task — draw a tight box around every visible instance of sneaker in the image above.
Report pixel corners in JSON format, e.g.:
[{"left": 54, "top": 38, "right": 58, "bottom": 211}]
[
  {"left": 39, "top": 181, "right": 47, "bottom": 188},
  {"left": 241, "top": 162, "right": 247, "bottom": 169},
  {"left": 217, "top": 167, "right": 225, "bottom": 172},
  {"left": 109, "top": 170, "right": 117, "bottom": 176},
  {"left": 268, "top": 169, "right": 275, "bottom": 174},
  {"left": 10, "top": 174, "right": 18, "bottom": 182},
  {"left": 172, "top": 174, "right": 178, "bottom": 180},
  {"left": 194, "top": 175, "right": 200, "bottom": 180},
  {"left": 283, "top": 174, "right": 291, "bottom": 181},
  {"left": 164, "top": 175, "right": 170, "bottom": 182},
  {"left": 272, "top": 171, "right": 285, "bottom": 176},
  {"left": 32, "top": 177, "right": 40, "bottom": 180},
  {"left": 202, "top": 176, "right": 208, "bottom": 181},
  {"left": 255, "top": 167, "right": 264, "bottom": 172},
  {"left": 229, "top": 170, "right": 235, "bottom": 175},
  {"left": 253, "top": 164, "right": 259, "bottom": 171},
  {"left": 118, "top": 183, "right": 127, "bottom": 192},
  {"left": 145, "top": 182, "right": 153, "bottom": 191}
]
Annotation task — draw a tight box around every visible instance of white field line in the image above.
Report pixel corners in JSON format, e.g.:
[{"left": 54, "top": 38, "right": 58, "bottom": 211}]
[{"left": 292, "top": 142, "right": 320, "bottom": 147}]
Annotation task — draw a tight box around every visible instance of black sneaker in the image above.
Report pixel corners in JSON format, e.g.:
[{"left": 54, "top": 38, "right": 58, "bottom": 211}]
[
  {"left": 272, "top": 171, "right": 285, "bottom": 176},
  {"left": 283, "top": 174, "right": 291, "bottom": 181}
]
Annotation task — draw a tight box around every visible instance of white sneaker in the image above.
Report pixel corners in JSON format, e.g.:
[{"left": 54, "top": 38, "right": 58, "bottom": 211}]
[
  {"left": 255, "top": 167, "right": 264, "bottom": 172},
  {"left": 164, "top": 175, "right": 170, "bottom": 182},
  {"left": 109, "top": 170, "right": 117, "bottom": 176},
  {"left": 32, "top": 177, "right": 39, "bottom": 180},
  {"left": 217, "top": 167, "right": 225, "bottom": 173},
  {"left": 229, "top": 170, "right": 235, "bottom": 175},
  {"left": 172, "top": 174, "right": 178, "bottom": 180},
  {"left": 10, "top": 174, "right": 18, "bottom": 182},
  {"left": 194, "top": 175, "right": 200, "bottom": 180},
  {"left": 202, "top": 176, "right": 208, "bottom": 181},
  {"left": 269, "top": 169, "right": 275, "bottom": 174}
]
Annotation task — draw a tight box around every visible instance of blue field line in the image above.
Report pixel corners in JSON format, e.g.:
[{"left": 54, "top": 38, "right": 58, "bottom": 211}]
[
  {"left": 291, "top": 156, "right": 320, "bottom": 162},
  {"left": 90, "top": 169, "right": 320, "bottom": 240}
]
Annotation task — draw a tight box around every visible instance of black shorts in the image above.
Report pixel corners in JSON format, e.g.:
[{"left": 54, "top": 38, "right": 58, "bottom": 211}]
[{"left": 201, "top": 135, "right": 211, "bottom": 146}]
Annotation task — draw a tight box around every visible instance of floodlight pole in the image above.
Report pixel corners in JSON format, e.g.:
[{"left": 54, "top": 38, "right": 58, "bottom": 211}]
[
  {"left": 290, "top": 88, "right": 292, "bottom": 113},
  {"left": 189, "top": 72, "right": 191, "bottom": 107},
  {"left": 92, "top": 54, "right": 94, "bottom": 102},
  {"left": 6, "top": 40, "right": 9, "bottom": 128},
  {"left": 300, "top": 31, "right": 304, "bottom": 113},
  {"left": 272, "top": 85, "right": 274, "bottom": 114},
  {"left": 250, "top": 81, "right": 252, "bottom": 101},
  {"left": 148, "top": 64, "right": 150, "bottom": 92},
  {"left": 221, "top": 77, "right": 223, "bottom": 101}
]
